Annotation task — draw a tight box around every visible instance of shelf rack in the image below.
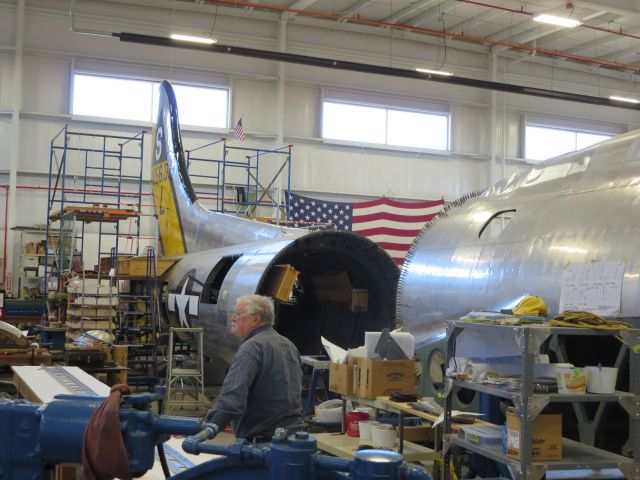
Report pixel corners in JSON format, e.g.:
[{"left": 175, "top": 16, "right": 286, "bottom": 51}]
[{"left": 443, "top": 321, "right": 640, "bottom": 480}]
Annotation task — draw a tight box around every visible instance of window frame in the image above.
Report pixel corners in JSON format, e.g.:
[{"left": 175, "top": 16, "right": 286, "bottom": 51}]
[
  {"left": 320, "top": 90, "right": 451, "bottom": 153},
  {"left": 70, "top": 72, "right": 231, "bottom": 133},
  {"left": 524, "top": 118, "right": 618, "bottom": 162}
]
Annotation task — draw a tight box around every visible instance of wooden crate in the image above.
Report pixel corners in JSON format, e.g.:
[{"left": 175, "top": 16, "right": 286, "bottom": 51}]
[
  {"left": 118, "top": 256, "right": 176, "bottom": 277},
  {"left": 262, "top": 264, "right": 300, "bottom": 302}
]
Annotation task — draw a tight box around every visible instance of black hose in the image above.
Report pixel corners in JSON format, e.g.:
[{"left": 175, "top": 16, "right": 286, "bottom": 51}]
[{"left": 157, "top": 443, "right": 171, "bottom": 479}]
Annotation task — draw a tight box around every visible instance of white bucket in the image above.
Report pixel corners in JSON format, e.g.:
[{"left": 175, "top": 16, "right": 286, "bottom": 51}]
[
  {"left": 358, "top": 420, "right": 380, "bottom": 441},
  {"left": 585, "top": 366, "right": 618, "bottom": 394},
  {"left": 371, "top": 424, "right": 396, "bottom": 449},
  {"left": 316, "top": 399, "right": 343, "bottom": 423}
]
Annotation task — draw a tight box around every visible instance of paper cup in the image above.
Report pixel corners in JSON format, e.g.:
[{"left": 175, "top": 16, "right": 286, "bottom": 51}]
[
  {"left": 358, "top": 420, "right": 380, "bottom": 441},
  {"left": 586, "top": 366, "right": 618, "bottom": 394},
  {"left": 346, "top": 411, "right": 369, "bottom": 437},
  {"left": 371, "top": 424, "right": 396, "bottom": 449}
]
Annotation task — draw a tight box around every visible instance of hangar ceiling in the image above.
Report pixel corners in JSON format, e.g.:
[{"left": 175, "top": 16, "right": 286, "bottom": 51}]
[{"left": 104, "top": 0, "right": 640, "bottom": 74}]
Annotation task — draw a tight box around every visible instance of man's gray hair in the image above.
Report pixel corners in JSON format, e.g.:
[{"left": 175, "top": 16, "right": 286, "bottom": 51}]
[{"left": 238, "top": 294, "right": 275, "bottom": 326}]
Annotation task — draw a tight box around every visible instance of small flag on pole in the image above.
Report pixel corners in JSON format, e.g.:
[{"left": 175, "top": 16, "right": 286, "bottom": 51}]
[{"left": 233, "top": 118, "right": 246, "bottom": 141}]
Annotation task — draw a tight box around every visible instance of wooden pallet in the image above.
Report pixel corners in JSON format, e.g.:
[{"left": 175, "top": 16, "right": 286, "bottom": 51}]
[
  {"left": 0, "top": 349, "right": 53, "bottom": 366},
  {"left": 49, "top": 205, "right": 139, "bottom": 223}
]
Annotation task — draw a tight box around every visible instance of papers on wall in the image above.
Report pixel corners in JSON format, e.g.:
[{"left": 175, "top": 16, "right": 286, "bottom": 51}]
[{"left": 560, "top": 261, "right": 625, "bottom": 316}]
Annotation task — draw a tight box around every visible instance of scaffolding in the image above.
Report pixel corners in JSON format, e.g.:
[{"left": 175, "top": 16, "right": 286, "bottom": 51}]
[
  {"left": 45, "top": 126, "right": 145, "bottom": 337},
  {"left": 45, "top": 125, "right": 146, "bottom": 294},
  {"left": 185, "top": 139, "right": 293, "bottom": 222}
]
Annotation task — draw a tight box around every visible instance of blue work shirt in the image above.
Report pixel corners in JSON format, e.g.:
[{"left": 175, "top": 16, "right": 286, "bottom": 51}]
[{"left": 205, "top": 325, "right": 304, "bottom": 439}]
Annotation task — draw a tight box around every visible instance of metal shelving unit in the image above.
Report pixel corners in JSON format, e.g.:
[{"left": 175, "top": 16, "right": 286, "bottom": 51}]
[
  {"left": 115, "top": 248, "right": 162, "bottom": 389},
  {"left": 443, "top": 321, "right": 640, "bottom": 480}
]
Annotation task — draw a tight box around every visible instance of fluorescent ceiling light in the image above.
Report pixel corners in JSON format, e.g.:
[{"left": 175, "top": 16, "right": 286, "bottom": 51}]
[
  {"left": 416, "top": 67, "right": 453, "bottom": 76},
  {"left": 533, "top": 14, "right": 581, "bottom": 28},
  {"left": 170, "top": 33, "right": 217, "bottom": 45},
  {"left": 609, "top": 95, "right": 640, "bottom": 104}
]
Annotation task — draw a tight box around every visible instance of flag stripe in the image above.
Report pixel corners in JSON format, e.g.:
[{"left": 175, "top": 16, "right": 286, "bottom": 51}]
[
  {"left": 356, "top": 234, "right": 419, "bottom": 244},
  {"left": 352, "top": 217, "right": 435, "bottom": 229},
  {"left": 375, "top": 241, "right": 413, "bottom": 252},
  {"left": 352, "top": 227, "right": 422, "bottom": 237},
  {"left": 353, "top": 203, "right": 442, "bottom": 216},
  {"left": 355, "top": 197, "right": 444, "bottom": 209}
]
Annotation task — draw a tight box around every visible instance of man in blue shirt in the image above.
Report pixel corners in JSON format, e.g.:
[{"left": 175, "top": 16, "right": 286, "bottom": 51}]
[{"left": 203, "top": 294, "right": 304, "bottom": 442}]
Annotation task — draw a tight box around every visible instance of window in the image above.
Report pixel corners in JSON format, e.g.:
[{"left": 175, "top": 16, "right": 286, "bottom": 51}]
[
  {"left": 72, "top": 73, "right": 229, "bottom": 129},
  {"left": 525, "top": 125, "right": 612, "bottom": 161},
  {"left": 322, "top": 101, "right": 449, "bottom": 151}
]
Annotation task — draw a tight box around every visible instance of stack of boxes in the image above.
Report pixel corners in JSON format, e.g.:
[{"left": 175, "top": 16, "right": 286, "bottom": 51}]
[
  {"left": 329, "top": 356, "right": 416, "bottom": 400},
  {"left": 21, "top": 240, "right": 51, "bottom": 297}
]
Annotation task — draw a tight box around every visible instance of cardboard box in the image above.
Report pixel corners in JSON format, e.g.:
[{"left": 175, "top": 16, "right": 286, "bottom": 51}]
[
  {"left": 351, "top": 288, "right": 368, "bottom": 313},
  {"left": 329, "top": 361, "right": 356, "bottom": 396},
  {"left": 117, "top": 256, "right": 175, "bottom": 277},
  {"left": 24, "top": 243, "right": 37, "bottom": 255},
  {"left": 505, "top": 410, "right": 562, "bottom": 461},
  {"left": 355, "top": 358, "right": 416, "bottom": 399},
  {"left": 312, "top": 272, "right": 353, "bottom": 302},
  {"left": 24, "top": 268, "right": 37, "bottom": 278},
  {"left": 262, "top": 264, "right": 300, "bottom": 302},
  {"left": 23, "top": 255, "right": 39, "bottom": 268},
  {"left": 38, "top": 265, "right": 46, "bottom": 278},
  {"left": 403, "top": 425, "right": 435, "bottom": 443}
]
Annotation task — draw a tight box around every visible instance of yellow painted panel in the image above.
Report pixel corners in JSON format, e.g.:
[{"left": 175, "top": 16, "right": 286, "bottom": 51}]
[{"left": 152, "top": 161, "right": 186, "bottom": 256}]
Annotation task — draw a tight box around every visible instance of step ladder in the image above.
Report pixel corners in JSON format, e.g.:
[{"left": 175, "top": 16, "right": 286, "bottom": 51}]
[{"left": 165, "top": 327, "right": 208, "bottom": 413}]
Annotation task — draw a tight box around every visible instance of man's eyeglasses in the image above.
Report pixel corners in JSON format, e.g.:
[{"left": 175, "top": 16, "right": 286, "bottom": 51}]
[{"left": 231, "top": 312, "right": 255, "bottom": 319}]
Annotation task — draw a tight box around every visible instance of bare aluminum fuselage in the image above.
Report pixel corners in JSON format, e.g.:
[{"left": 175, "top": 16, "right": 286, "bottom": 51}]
[{"left": 398, "top": 130, "right": 640, "bottom": 346}]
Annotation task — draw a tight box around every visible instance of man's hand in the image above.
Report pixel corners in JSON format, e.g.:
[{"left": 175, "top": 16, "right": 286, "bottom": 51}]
[
  {"left": 198, "top": 419, "right": 220, "bottom": 437},
  {"left": 183, "top": 422, "right": 220, "bottom": 454}
]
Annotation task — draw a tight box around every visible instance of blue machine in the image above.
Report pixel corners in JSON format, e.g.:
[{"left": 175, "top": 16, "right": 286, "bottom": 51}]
[{"left": 0, "top": 390, "right": 432, "bottom": 480}]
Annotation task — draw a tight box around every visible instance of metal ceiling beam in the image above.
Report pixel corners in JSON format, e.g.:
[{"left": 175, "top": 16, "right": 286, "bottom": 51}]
[
  {"left": 380, "top": 0, "right": 439, "bottom": 25},
  {"left": 282, "top": 0, "right": 319, "bottom": 20},
  {"left": 404, "top": 0, "right": 459, "bottom": 27},
  {"left": 447, "top": 7, "right": 506, "bottom": 35},
  {"left": 338, "top": 0, "right": 375, "bottom": 19},
  {"left": 595, "top": 43, "right": 640, "bottom": 64},
  {"left": 567, "top": 24, "right": 640, "bottom": 55},
  {"left": 495, "top": 11, "right": 617, "bottom": 53},
  {"left": 571, "top": 0, "right": 640, "bottom": 17},
  {"left": 114, "top": 31, "right": 640, "bottom": 110}
]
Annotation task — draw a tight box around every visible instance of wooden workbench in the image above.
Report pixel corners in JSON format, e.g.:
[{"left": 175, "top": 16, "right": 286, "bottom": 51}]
[
  {"left": 377, "top": 396, "right": 495, "bottom": 431},
  {"left": 314, "top": 432, "right": 437, "bottom": 463}
]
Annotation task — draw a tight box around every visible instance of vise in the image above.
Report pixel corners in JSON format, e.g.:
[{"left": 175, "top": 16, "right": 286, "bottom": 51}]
[{"left": 0, "top": 390, "right": 432, "bottom": 480}]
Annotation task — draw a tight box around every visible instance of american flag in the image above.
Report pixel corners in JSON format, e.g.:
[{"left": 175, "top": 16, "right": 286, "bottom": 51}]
[
  {"left": 288, "top": 192, "right": 444, "bottom": 266},
  {"left": 233, "top": 118, "right": 245, "bottom": 141}
]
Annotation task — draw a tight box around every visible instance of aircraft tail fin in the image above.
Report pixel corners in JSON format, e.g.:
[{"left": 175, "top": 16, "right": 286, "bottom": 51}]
[{"left": 151, "top": 81, "right": 196, "bottom": 256}]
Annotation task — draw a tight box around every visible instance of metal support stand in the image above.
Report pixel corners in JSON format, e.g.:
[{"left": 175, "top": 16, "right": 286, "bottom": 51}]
[
  {"left": 165, "top": 327, "right": 208, "bottom": 412},
  {"left": 301, "top": 355, "right": 333, "bottom": 417}
]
